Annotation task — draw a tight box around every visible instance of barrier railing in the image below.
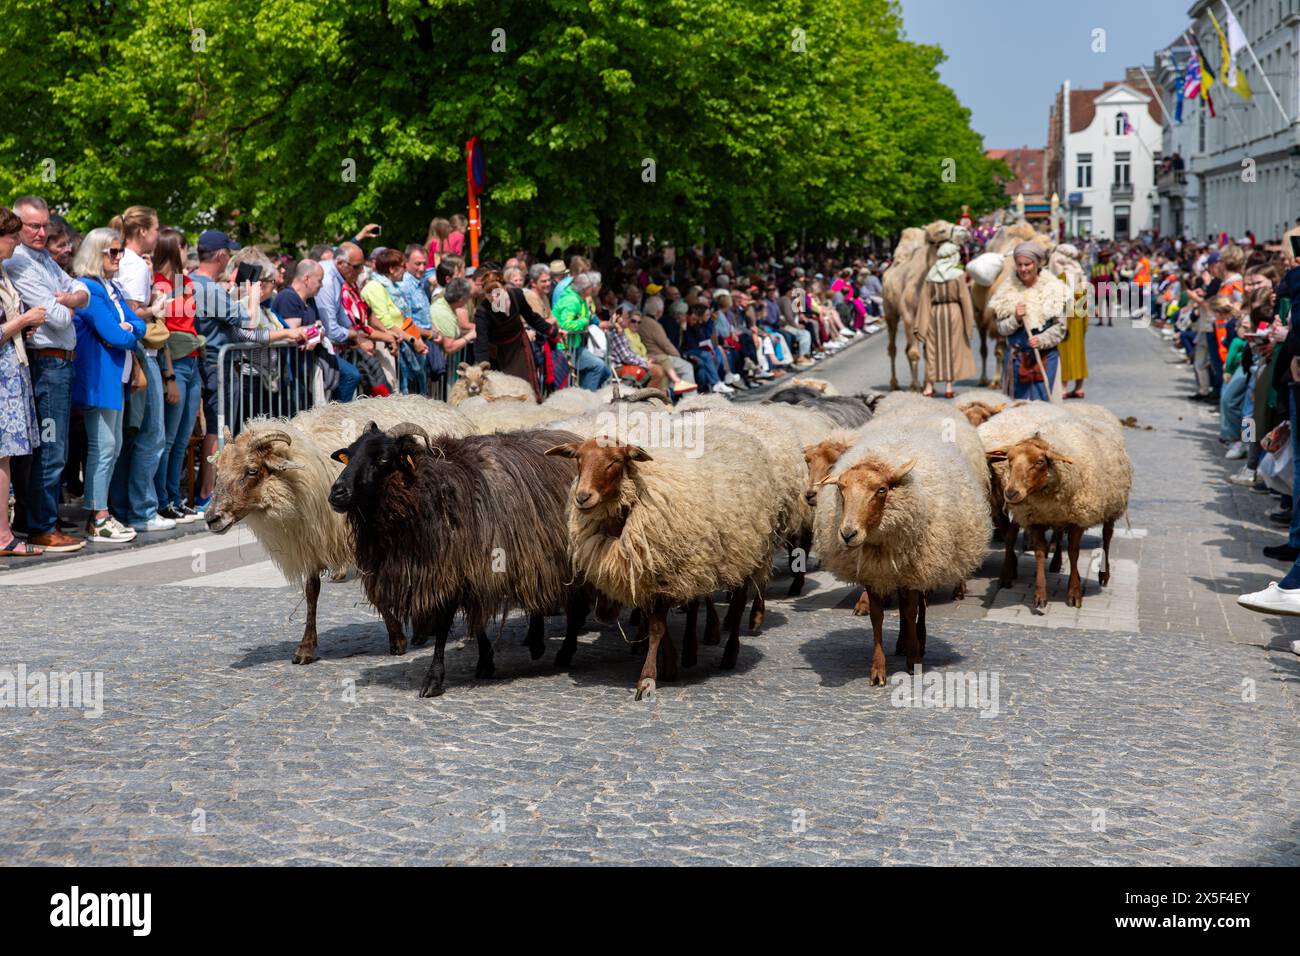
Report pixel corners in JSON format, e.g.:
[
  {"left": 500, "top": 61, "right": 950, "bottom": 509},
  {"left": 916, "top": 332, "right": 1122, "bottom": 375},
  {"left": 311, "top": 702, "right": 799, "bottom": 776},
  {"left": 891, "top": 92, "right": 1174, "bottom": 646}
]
[{"left": 215, "top": 341, "right": 319, "bottom": 444}]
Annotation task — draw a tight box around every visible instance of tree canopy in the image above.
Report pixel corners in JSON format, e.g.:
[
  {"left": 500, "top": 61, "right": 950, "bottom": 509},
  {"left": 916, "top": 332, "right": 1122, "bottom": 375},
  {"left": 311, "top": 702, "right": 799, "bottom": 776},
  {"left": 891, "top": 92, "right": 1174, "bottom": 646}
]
[{"left": 0, "top": 0, "right": 1008, "bottom": 253}]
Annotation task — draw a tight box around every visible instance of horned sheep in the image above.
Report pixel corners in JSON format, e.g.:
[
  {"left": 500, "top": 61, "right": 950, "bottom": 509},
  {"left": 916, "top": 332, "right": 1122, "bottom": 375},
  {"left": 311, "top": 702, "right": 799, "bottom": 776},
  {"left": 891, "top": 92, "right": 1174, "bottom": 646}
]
[
  {"left": 204, "top": 396, "right": 476, "bottom": 664},
  {"left": 328, "top": 423, "right": 589, "bottom": 697}
]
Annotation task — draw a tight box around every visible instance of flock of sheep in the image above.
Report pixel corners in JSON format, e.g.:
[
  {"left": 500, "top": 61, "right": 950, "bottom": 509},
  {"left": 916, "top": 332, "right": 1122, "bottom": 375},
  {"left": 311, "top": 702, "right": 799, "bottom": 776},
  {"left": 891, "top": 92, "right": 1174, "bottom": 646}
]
[{"left": 202, "top": 369, "right": 1132, "bottom": 699}]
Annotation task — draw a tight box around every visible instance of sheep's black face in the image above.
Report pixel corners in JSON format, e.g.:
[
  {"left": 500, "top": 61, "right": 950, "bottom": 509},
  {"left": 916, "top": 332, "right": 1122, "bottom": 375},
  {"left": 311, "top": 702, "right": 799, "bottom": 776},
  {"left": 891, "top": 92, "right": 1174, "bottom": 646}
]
[{"left": 329, "top": 424, "right": 406, "bottom": 513}]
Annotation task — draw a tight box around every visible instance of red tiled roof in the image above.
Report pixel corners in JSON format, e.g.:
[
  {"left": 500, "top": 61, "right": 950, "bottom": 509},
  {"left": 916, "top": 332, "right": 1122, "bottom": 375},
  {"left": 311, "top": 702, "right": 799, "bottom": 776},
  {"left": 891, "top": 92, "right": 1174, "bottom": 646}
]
[
  {"left": 1068, "top": 83, "right": 1162, "bottom": 132},
  {"left": 986, "top": 147, "right": 1045, "bottom": 196}
]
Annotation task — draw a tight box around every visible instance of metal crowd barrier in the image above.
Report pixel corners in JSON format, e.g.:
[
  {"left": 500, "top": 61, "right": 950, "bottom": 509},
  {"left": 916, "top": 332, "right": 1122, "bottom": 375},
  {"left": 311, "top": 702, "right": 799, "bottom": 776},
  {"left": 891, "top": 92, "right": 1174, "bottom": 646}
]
[{"left": 215, "top": 341, "right": 319, "bottom": 445}]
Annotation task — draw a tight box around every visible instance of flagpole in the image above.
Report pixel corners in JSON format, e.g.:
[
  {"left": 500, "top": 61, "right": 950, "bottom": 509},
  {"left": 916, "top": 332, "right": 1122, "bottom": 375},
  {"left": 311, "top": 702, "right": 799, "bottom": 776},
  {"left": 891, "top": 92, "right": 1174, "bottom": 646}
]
[
  {"left": 1221, "top": 0, "right": 1291, "bottom": 127},
  {"left": 1137, "top": 63, "right": 1171, "bottom": 128}
]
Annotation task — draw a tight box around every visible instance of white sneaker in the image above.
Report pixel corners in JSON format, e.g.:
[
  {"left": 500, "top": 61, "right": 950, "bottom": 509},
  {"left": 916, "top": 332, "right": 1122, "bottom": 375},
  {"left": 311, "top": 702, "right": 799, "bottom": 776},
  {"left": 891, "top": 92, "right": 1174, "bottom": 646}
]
[
  {"left": 138, "top": 513, "right": 177, "bottom": 532},
  {"left": 725, "top": 373, "right": 742, "bottom": 386},
  {"left": 86, "top": 516, "right": 136, "bottom": 544},
  {"left": 1227, "top": 466, "right": 1257, "bottom": 486},
  {"left": 1291, "top": 639, "right": 1300, "bottom": 656},
  {"left": 1238, "top": 582, "right": 1300, "bottom": 616},
  {"left": 1225, "top": 441, "right": 1246, "bottom": 460},
  {"left": 712, "top": 382, "right": 735, "bottom": 395}
]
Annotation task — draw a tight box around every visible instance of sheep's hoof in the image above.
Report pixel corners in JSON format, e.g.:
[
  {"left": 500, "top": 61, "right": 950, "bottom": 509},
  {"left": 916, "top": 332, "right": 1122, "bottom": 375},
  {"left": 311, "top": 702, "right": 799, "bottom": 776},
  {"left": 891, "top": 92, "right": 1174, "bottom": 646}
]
[
  {"left": 853, "top": 593, "right": 871, "bottom": 616},
  {"left": 635, "top": 679, "right": 656, "bottom": 701},
  {"left": 291, "top": 651, "right": 317, "bottom": 665},
  {"left": 1098, "top": 570, "right": 1111, "bottom": 587},
  {"left": 1033, "top": 591, "right": 1048, "bottom": 610},
  {"left": 475, "top": 659, "right": 495, "bottom": 679},
  {"left": 389, "top": 638, "right": 408, "bottom": 656},
  {"left": 419, "top": 680, "right": 445, "bottom": 698},
  {"left": 953, "top": 581, "right": 966, "bottom": 601},
  {"left": 999, "top": 572, "right": 1016, "bottom": 589},
  {"left": 554, "top": 648, "right": 575, "bottom": 669},
  {"left": 870, "top": 665, "right": 888, "bottom": 686},
  {"left": 1067, "top": 587, "right": 1083, "bottom": 608},
  {"left": 748, "top": 611, "right": 764, "bottom": 634},
  {"left": 787, "top": 579, "right": 804, "bottom": 598},
  {"left": 526, "top": 639, "right": 546, "bottom": 661}
]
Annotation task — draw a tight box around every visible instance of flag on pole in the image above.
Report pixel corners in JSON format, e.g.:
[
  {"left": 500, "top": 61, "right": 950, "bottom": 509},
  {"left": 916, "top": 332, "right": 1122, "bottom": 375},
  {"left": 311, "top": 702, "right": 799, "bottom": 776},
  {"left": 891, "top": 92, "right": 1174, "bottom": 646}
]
[
  {"left": 1174, "top": 72, "right": 1185, "bottom": 123},
  {"left": 1121, "top": 113, "right": 1134, "bottom": 135},
  {"left": 1216, "top": 5, "right": 1253, "bottom": 99},
  {"left": 1184, "top": 47, "right": 1216, "bottom": 117},
  {"left": 1193, "top": 36, "right": 1217, "bottom": 93}
]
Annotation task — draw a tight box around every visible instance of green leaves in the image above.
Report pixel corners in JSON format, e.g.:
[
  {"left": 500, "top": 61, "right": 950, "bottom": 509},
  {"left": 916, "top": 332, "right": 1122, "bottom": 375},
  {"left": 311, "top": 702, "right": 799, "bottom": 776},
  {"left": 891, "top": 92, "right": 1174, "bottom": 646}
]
[{"left": 0, "top": 0, "right": 1005, "bottom": 250}]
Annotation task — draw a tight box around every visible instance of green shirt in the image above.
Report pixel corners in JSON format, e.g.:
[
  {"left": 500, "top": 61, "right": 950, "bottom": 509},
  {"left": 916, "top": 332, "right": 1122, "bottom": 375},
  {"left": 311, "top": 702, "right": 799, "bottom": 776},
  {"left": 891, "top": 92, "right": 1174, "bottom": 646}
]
[
  {"left": 429, "top": 296, "right": 461, "bottom": 340},
  {"left": 553, "top": 286, "right": 592, "bottom": 349}
]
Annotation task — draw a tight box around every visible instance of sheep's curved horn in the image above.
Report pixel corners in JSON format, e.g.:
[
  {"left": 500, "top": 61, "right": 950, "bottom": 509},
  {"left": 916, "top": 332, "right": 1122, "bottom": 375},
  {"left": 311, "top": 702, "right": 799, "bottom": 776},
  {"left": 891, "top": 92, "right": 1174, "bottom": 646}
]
[
  {"left": 249, "top": 430, "right": 293, "bottom": 452},
  {"left": 618, "top": 387, "right": 670, "bottom": 404},
  {"left": 387, "top": 422, "right": 432, "bottom": 446}
]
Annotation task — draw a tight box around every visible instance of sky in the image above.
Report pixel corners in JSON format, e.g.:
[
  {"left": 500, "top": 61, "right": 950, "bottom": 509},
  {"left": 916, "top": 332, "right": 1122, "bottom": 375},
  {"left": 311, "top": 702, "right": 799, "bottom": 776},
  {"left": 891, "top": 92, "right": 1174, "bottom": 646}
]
[{"left": 898, "top": 0, "right": 1193, "bottom": 150}]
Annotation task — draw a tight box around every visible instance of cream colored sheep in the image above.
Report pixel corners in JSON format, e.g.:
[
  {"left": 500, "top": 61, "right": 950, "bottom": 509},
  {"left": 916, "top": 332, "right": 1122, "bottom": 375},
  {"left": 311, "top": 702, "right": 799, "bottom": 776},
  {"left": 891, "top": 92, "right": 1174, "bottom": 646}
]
[
  {"left": 549, "top": 416, "right": 780, "bottom": 699},
  {"left": 814, "top": 414, "right": 991, "bottom": 684},
  {"left": 204, "top": 396, "right": 475, "bottom": 664},
  {"left": 459, "top": 395, "right": 575, "bottom": 433},
  {"left": 448, "top": 361, "right": 536, "bottom": 405},
  {"left": 981, "top": 404, "right": 1131, "bottom": 609}
]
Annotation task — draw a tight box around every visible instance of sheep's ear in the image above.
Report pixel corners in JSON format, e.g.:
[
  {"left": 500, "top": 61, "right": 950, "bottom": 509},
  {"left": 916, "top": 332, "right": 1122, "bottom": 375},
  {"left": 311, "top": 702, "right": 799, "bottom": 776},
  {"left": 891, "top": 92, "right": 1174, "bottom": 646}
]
[
  {"left": 364, "top": 421, "right": 380, "bottom": 434},
  {"left": 456, "top": 362, "right": 468, "bottom": 374},
  {"left": 222, "top": 425, "right": 235, "bottom": 444},
  {"left": 891, "top": 459, "right": 916, "bottom": 484},
  {"left": 626, "top": 445, "right": 653, "bottom": 463},
  {"left": 477, "top": 361, "right": 491, "bottom": 371},
  {"left": 985, "top": 448, "right": 1009, "bottom": 461},
  {"left": 330, "top": 448, "right": 351, "bottom": 464},
  {"left": 545, "top": 442, "right": 578, "bottom": 459},
  {"left": 1047, "top": 449, "right": 1074, "bottom": 465}
]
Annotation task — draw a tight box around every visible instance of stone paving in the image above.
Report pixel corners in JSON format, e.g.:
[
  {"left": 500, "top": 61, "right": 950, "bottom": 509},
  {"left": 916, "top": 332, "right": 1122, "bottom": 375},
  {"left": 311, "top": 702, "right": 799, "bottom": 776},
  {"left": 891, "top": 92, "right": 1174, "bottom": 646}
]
[{"left": 1, "top": 322, "right": 1297, "bottom": 865}]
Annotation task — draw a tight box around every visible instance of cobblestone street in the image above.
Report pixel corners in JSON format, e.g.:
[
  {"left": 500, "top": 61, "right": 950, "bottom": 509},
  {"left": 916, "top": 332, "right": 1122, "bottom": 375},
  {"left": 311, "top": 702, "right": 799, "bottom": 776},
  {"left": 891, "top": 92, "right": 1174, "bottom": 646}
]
[{"left": 2, "top": 324, "right": 1298, "bottom": 866}]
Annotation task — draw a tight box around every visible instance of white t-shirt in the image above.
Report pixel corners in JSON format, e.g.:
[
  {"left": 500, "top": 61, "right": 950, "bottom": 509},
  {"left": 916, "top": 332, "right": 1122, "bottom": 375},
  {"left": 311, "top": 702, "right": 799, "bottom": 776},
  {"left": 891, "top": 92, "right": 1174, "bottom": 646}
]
[
  {"left": 105, "top": 282, "right": 134, "bottom": 384},
  {"left": 117, "top": 248, "right": 157, "bottom": 357}
]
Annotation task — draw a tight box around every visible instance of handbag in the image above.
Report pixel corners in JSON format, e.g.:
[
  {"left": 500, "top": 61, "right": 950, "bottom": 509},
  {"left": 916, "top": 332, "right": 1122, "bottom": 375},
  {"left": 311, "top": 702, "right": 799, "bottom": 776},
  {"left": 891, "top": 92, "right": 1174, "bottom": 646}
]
[
  {"left": 128, "top": 348, "right": 148, "bottom": 393},
  {"left": 141, "top": 316, "right": 171, "bottom": 349}
]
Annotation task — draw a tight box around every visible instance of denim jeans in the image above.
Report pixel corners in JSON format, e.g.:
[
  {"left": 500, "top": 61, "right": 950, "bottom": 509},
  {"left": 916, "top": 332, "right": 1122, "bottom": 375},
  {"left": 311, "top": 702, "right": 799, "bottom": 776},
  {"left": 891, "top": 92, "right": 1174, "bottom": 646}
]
[
  {"left": 1219, "top": 368, "right": 1249, "bottom": 442},
  {"left": 786, "top": 326, "right": 812, "bottom": 357},
  {"left": 84, "top": 405, "right": 124, "bottom": 512},
  {"left": 576, "top": 348, "right": 612, "bottom": 391},
  {"left": 1205, "top": 332, "right": 1224, "bottom": 396},
  {"left": 110, "top": 355, "right": 165, "bottom": 527},
  {"left": 684, "top": 348, "right": 721, "bottom": 389},
  {"left": 1290, "top": 387, "right": 1300, "bottom": 549},
  {"left": 155, "top": 355, "right": 202, "bottom": 509},
  {"left": 26, "top": 354, "right": 74, "bottom": 535}
]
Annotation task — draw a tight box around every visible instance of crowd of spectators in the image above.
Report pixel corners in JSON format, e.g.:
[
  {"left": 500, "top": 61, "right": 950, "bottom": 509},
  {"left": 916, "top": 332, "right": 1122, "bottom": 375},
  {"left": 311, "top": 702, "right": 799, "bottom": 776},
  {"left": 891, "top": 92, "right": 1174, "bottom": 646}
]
[{"left": 0, "top": 195, "right": 887, "bottom": 556}]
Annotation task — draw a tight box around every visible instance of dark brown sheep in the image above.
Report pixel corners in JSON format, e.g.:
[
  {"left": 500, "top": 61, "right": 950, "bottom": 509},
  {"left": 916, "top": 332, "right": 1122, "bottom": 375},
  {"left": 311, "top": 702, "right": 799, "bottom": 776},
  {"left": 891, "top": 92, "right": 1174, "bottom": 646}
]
[{"left": 329, "top": 423, "right": 588, "bottom": 697}]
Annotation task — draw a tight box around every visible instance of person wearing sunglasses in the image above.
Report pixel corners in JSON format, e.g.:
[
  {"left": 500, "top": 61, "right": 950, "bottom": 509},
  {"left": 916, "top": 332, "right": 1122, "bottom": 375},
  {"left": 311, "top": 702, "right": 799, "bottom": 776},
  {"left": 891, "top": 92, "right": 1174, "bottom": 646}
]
[
  {"left": 70, "top": 228, "right": 145, "bottom": 543},
  {"left": 3, "top": 196, "right": 90, "bottom": 552}
]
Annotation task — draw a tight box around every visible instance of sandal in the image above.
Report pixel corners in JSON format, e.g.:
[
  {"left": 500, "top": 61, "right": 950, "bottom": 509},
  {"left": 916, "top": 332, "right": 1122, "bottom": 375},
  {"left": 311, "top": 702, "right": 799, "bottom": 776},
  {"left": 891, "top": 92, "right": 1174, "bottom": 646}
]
[
  {"left": 1065, "top": 389, "right": 1085, "bottom": 400},
  {"left": 922, "top": 386, "right": 934, "bottom": 397},
  {"left": 944, "top": 387, "right": 954, "bottom": 399},
  {"left": 0, "top": 537, "right": 43, "bottom": 557}
]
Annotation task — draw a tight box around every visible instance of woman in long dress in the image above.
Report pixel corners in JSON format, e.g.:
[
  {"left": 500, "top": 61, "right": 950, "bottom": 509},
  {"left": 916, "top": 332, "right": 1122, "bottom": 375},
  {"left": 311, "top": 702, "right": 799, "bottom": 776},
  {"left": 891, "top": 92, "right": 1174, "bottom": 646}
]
[
  {"left": 1050, "top": 243, "right": 1089, "bottom": 398},
  {"left": 989, "top": 242, "right": 1067, "bottom": 402},
  {"left": 917, "top": 241, "right": 976, "bottom": 398}
]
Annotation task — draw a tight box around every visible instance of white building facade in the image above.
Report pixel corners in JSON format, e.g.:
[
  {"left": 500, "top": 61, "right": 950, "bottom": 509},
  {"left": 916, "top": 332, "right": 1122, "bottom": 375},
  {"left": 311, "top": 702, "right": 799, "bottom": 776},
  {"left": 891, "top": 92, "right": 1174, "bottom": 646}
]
[
  {"left": 1187, "top": 0, "right": 1300, "bottom": 240},
  {"left": 1059, "top": 82, "right": 1164, "bottom": 241}
]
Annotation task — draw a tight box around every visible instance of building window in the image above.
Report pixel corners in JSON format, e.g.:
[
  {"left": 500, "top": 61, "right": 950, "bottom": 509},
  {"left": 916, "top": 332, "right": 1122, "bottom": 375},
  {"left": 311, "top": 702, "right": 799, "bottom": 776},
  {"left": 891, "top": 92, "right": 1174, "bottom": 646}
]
[
  {"left": 1076, "top": 153, "right": 1093, "bottom": 189},
  {"left": 1198, "top": 108, "right": 1206, "bottom": 152},
  {"left": 1115, "top": 111, "right": 1131, "bottom": 135},
  {"left": 1115, "top": 151, "right": 1131, "bottom": 185},
  {"left": 1075, "top": 206, "right": 1092, "bottom": 238}
]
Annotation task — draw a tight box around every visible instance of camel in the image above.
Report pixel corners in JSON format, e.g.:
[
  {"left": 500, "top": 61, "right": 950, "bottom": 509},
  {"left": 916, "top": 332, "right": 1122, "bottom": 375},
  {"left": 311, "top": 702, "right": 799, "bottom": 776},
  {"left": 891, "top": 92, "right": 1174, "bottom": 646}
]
[
  {"left": 881, "top": 220, "right": 970, "bottom": 390},
  {"left": 966, "top": 222, "right": 1054, "bottom": 387}
]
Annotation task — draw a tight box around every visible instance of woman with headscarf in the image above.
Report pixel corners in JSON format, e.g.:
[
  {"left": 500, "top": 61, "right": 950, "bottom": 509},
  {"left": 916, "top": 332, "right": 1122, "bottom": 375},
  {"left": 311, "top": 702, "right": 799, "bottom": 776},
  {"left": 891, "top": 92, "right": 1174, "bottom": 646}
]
[
  {"left": 989, "top": 241, "right": 1067, "bottom": 401},
  {"left": 916, "top": 241, "right": 976, "bottom": 398},
  {"left": 1049, "top": 242, "right": 1089, "bottom": 398}
]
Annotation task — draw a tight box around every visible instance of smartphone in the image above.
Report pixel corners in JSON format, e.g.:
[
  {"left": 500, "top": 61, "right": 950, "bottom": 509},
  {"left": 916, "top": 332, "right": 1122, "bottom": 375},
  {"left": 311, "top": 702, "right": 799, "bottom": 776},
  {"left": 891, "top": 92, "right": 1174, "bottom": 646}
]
[
  {"left": 234, "top": 262, "right": 262, "bottom": 286},
  {"left": 1290, "top": 235, "right": 1300, "bottom": 258},
  {"left": 373, "top": 225, "right": 383, "bottom": 237},
  {"left": 303, "top": 324, "right": 322, "bottom": 341}
]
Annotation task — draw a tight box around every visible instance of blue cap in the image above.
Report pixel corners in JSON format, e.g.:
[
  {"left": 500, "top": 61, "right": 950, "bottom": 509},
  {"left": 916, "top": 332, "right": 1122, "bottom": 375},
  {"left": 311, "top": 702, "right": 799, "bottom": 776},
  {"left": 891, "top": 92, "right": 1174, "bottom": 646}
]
[{"left": 197, "top": 229, "right": 240, "bottom": 254}]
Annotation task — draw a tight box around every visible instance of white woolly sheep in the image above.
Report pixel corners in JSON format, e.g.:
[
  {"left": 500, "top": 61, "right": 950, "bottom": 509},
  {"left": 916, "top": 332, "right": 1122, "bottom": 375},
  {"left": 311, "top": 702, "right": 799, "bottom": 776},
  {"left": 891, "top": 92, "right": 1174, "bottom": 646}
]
[
  {"left": 448, "top": 361, "right": 536, "bottom": 405},
  {"left": 813, "top": 414, "right": 992, "bottom": 685},
  {"left": 204, "top": 395, "right": 476, "bottom": 664},
  {"left": 547, "top": 415, "right": 782, "bottom": 699}
]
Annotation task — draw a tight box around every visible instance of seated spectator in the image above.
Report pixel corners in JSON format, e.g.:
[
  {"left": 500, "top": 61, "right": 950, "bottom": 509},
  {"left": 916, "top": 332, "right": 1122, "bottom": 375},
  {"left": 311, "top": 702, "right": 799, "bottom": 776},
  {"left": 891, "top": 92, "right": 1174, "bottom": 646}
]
[{"left": 638, "top": 297, "right": 695, "bottom": 393}]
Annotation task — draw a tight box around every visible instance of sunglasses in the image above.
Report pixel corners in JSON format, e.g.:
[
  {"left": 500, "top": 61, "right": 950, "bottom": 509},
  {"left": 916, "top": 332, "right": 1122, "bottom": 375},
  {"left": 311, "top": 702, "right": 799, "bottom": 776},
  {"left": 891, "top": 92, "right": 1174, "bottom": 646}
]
[{"left": 105, "top": 247, "right": 124, "bottom": 258}]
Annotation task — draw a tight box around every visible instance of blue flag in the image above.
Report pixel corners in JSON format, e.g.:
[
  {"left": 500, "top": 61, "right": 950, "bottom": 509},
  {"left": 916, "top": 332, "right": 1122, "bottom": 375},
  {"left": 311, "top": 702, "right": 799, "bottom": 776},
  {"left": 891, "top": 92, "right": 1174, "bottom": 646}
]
[{"left": 1174, "top": 73, "right": 1185, "bottom": 123}]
